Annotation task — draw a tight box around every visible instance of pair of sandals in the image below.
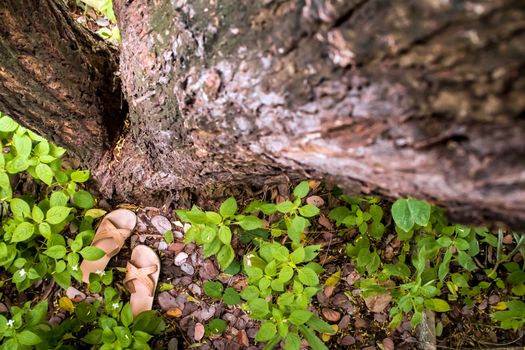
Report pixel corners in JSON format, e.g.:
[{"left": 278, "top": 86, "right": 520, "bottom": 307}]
[{"left": 79, "top": 209, "right": 160, "bottom": 317}]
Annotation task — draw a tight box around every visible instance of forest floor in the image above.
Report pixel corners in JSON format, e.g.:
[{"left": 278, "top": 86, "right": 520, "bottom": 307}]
[{"left": 46, "top": 181, "right": 521, "bottom": 350}]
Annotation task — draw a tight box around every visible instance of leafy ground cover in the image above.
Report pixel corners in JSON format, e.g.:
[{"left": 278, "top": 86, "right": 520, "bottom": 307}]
[{"left": 0, "top": 110, "right": 523, "bottom": 349}]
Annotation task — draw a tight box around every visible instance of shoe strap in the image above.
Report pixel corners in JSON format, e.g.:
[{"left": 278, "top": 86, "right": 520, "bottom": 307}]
[
  {"left": 91, "top": 220, "right": 131, "bottom": 257},
  {"left": 124, "top": 261, "right": 158, "bottom": 297}
]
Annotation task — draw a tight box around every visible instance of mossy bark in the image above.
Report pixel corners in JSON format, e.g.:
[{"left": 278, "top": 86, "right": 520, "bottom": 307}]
[
  {"left": 1, "top": 0, "right": 524, "bottom": 228},
  {"left": 0, "top": 0, "right": 122, "bottom": 168},
  {"left": 104, "top": 0, "right": 525, "bottom": 228}
]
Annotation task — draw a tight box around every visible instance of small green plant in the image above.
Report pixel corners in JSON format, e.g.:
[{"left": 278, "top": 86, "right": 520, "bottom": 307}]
[
  {"left": 242, "top": 240, "right": 334, "bottom": 350},
  {"left": 0, "top": 113, "right": 104, "bottom": 291},
  {"left": 0, "top": 300, "right": 49, "bottom": 349},
  {"left": 491, "top": 300, "right": 525, "bottom": 330},
  {"left": 176, "top": 197, "right": 264, "bottom": 271}
]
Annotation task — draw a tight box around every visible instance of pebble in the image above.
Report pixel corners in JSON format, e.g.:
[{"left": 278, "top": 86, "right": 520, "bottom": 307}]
[
  {"left": 151, "top": 215, "right": 172, "bottom": 234},
  {"left": 66, "top": 287, "right": 86, "bottom": 302},
  {"left": 199, "top": 260, "right": 220, "bottom": 280},
  {"left": 158, "top": 292, "right": 178, "bottom": 311},
  {"left": 183, "top": 223, "right": 192, "bottom": 233},
  {"left": 181, "top": 262, "right": 195, "bottom": 275},
  {"left": 188, "top": 283, "right": 202, "bottom": 296},
  {"left": 173, "top": 220, "right": 184, "bottom": 228},
  {"left": 0, "top": 303, "right": 7, "bottom": 313},
  {"left": 158, "top": 241, "right": 168, "bottom": 251},
  {"left": 169, "top": 242, "right": 185, "bottom": 254},
  {"left": 174, "top": 252, "right": 188, "bottom": 266},
  {"left": 306, "top": 195, "right": 325, "bottom": 207},
  {"left": 167, "top": 338, "right": 179, "bottom": 350},
  {"left": 341, "top": 335, "right": 356, "bottom": 346},
  {"left": 194, "top": 323, "right": 205, "bottom": 341},
  {"left": 173, "top": 231, "right": 184, "bottom": 239},
  {"left": 488, "top": 294, "right": 500, "bottom": 305}
]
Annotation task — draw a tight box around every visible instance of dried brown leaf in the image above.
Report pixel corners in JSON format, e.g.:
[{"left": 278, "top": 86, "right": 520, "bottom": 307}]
[
  {"left": 322, "top": 308, "right": 341, "bottom": 322},
  {"left": 363, "top": 292, "right": 392, "bottom": 313}
]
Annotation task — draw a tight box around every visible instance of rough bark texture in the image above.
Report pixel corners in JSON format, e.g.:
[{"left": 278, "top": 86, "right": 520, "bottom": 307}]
[
  {"left": 96, "top": 0, "right": 525, "bottom": 228},
  {"left": 0, "top": 0, "right": 122, "bottom": 167},
  {"left": 0, "top": 1, "right": 524, "bottom": 228}
]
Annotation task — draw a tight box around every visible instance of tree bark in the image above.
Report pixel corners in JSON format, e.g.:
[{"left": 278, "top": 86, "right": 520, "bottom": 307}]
[
  {"left": 0, "top": 0, "right": 122, "bottom": 168},
  {"left": 1, "top": 0, "right": 525, "bottom": 228}
]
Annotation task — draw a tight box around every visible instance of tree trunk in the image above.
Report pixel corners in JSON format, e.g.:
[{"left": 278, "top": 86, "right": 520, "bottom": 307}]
[
  {"left": 0, "top": 0, "right": 122, "bottom": 168},
  {"left": 2, "top": 0, "right": 525, "bottom": 228}
]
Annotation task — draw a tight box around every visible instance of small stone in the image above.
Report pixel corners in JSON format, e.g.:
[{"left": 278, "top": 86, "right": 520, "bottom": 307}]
[
  {"left": 374, "top": 313, "right": 388, "bottom": 323},
  {"left": 158, "top": 241, "right": 168, "bottom": 251},
  {"left": 183, "top": 223, "right": 192, "bottom": 233},
  {"left": 188, "top": 283, "right": 202, "bottom": 296},
  {"left": 151, "top": 215, "right": 172, "bottom": 234},
  {"left": 169, "top": 242, "right": 185, "bottom": 254},
  {"left": 383, "top": 337, "right": 394, "bottom": 350},
  {"left": 194, "top": 323, "right": 205, "bottom": 341},
  {"left": 96, "top": 18, "right": 110, "bottom": 26},
  {"left": 168, "top": 338, "right": 179, "bottom": 350},
  {"left": 488, "top": 294, "right": 500, "bottom": 305},
  {"left": 193, "top": 305, "right": 216, "bottom": 321},
  {"left": 237, "top": 330, "right": 249, "bottom": 346},
  {"left": 181, "top": 262, "right": 195, "bottom": 275},
  {"left": 341, "top": 335, "right": 356, "bottom": 346},
  {"left": 66, "top": 287, "right": 86, "bottom": 302},
  {"left": 49, "top": 316, "right": 62, "bottom": 326},
  {"left": 322, "top": 308, "right": 341, "bottom": 322},
  {"left": 338, "top": 315, "right": 350, "bottom": 329},
  {"left": 318, "top": 215, "right": 333, "bottom": 230},
  {"left": 346, "top": 271, "right": 361, "bottom": 285},
  {"left": 158, "top": 292, "right": 178, "bottom": 311},
  {"left": 173, "top": 231, "right": 184, "bottom": 239},
  {"left": 173, "top": 220, "right": 184, "bottom": 228},
  {"left": 478, "top": 299, "right": 488, "bottom": 310},
  {"left": 174, "top": 252, "right": 188, "bottom": 266},
  {"left": 166, "top": 308, "right": 183, "bottom": 318},
  {"left": 355, "top": 317, "right": 368, "bottom": 328},
  {"left": 0, "top": 303, "right": 7, "bottom": 313},
  {"left": 502, "top": 234, "right": 513, "bottom": 244},
  {"left": 199, "top": 260, "right": 220, "bottom": 280},
  {"left": 306, "top": 195, "right": 325, "bottom": 207}
]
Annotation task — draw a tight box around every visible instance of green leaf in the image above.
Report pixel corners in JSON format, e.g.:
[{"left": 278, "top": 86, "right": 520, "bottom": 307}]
[
  {"left": 238, "top": 216, "right": 263, "bottom": 230},
  {"left": 223, "top": 287, "right": 241, "bottom": 305},
  {"left": 203, "top": 281, "right": 224, "bottom": 299},
  {"left": 80, "top": 246, "right": 106, "bottom": 261},
  {"left": 34, "top": 141, "right": 49, "bottom": 156},
  {"left": 424, "top": 298, "right": 451, "bottom": 312},
  {"left": 298, "top": 325, "right": 329, "bottom": 350},
  {"left": 298, "top": 204, "right": 320, "bottom": 217},
  {"left": 35, "top": 163, "right": 54, "bottom": 185},
  {"left": 121, "top": 303, "right": 133, "bottom": 327},
  {"left": 297, "top": 267, "right": 319, "bottom": 286},
  {"left": 304, "top": 245, "right": 320, "bottom": 261},
  {"left": 290, "top": 247, "right": 305, "bottom": 264},
  {"left": 206, "top": 211, "right": 222, "bottom": 224},
  {"left": 454, "top": 238, "right": 470, "bottom": 251},
  {"left": 307, "top": 316, "right": 335, "bottom": 334},
  {"left": 11, "top": 222, "right": 35, "bottom": 242},
  {"left": 0, "top": 115, "right": 18, "bottom": 132},
  {"left": 114, "top": 326, "right": 132, "bottom": 348},
  {"left": 11, "top": 198, "right": 31, "bottom": 220},
  {"left": 71, "top": 170, "right": 90, "bottom": 183},
  {"left": 45, "top": 245, "right": 67, "bottom": 259},
  {"left": 457, "top": 251, "right": 477, "bottom": 271},
  {"left": 285, "top": 333, "right": 301, "bottom": 350},
  {"left": 32, "top": 205, "right": 44, "bottom": 223},
  {"left": 218, "top": 225, "right": 232, "bottom": 245},
  {"left": 50, "top": 191, "right": 68, "bottom": 207},
  {"left": 249, "top": 298, "right": 269, "bottom": 318},
  {"left": 256, "top": 322, "right": 277, "bottom": 342},
  {"left": 293, "top": 181, "right": 310, "bottom": 199},
  {"left": 39, "top": 222, "right": 51, "bottom": 239},
  {"left": 163, "top": 230, "right": 174, "bottom": 244},
  {"left": 391, "top": 198, "right": 431, "bottom": 232},
  {"left": 240, "top": 286, "right": 259, "bottom": 301},
  {"left": 46, "top": 206, "right": 72, "bottom": 224},
  {"left": 13, "top": 134, "right": 32, "bottom": 158},
  {"left": 27, "top": 300, "right": 48, "bottom": 326},
  {"left": 208, "top": 319, "right": 227, "bottom": 334},
  {"left": 289, "top": 310, "right": 313, "bottom": 326},
  {"left": 288, "top": 216, "right": 308, "bottom": 243},
  {"left": 278, "top": 266, "right": 294, "bottom": 283},
  {"left": 276, "top": 200, "right": 295, "bottom": 213},
  {"left": 54, "top": 270, "right": 71, "bottom": 289},
  {"left": 6, "top": 156, "right": 29, "bottom": 173},
  {"left": 73, "top": 190, "right": 94, "bottom": 209},
  {"left": 220, "top": 197, "right": 237, "bottom": 217},
  {"left": 18, "top": 330, "right": 42, "bottom": 345},
  {"left": 217, "top": 244, "right": 235, "bottom": 270}
]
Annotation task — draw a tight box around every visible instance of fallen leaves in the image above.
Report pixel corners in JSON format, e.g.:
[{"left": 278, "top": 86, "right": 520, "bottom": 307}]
[
  {"left": 364, "top": 292, "right": 392, "bottom": 313},
  {"left": 322, "top": 308, "right": 341, "bottom": 322}
]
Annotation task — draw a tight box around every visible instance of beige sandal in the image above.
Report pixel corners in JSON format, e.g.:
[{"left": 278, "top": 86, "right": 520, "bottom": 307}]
[
  {"left": 124, "top": 245, "right": 160, "bottom": 317},
  {"left": 80, "top": 209, "right": 136, "bottom": 283}
]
